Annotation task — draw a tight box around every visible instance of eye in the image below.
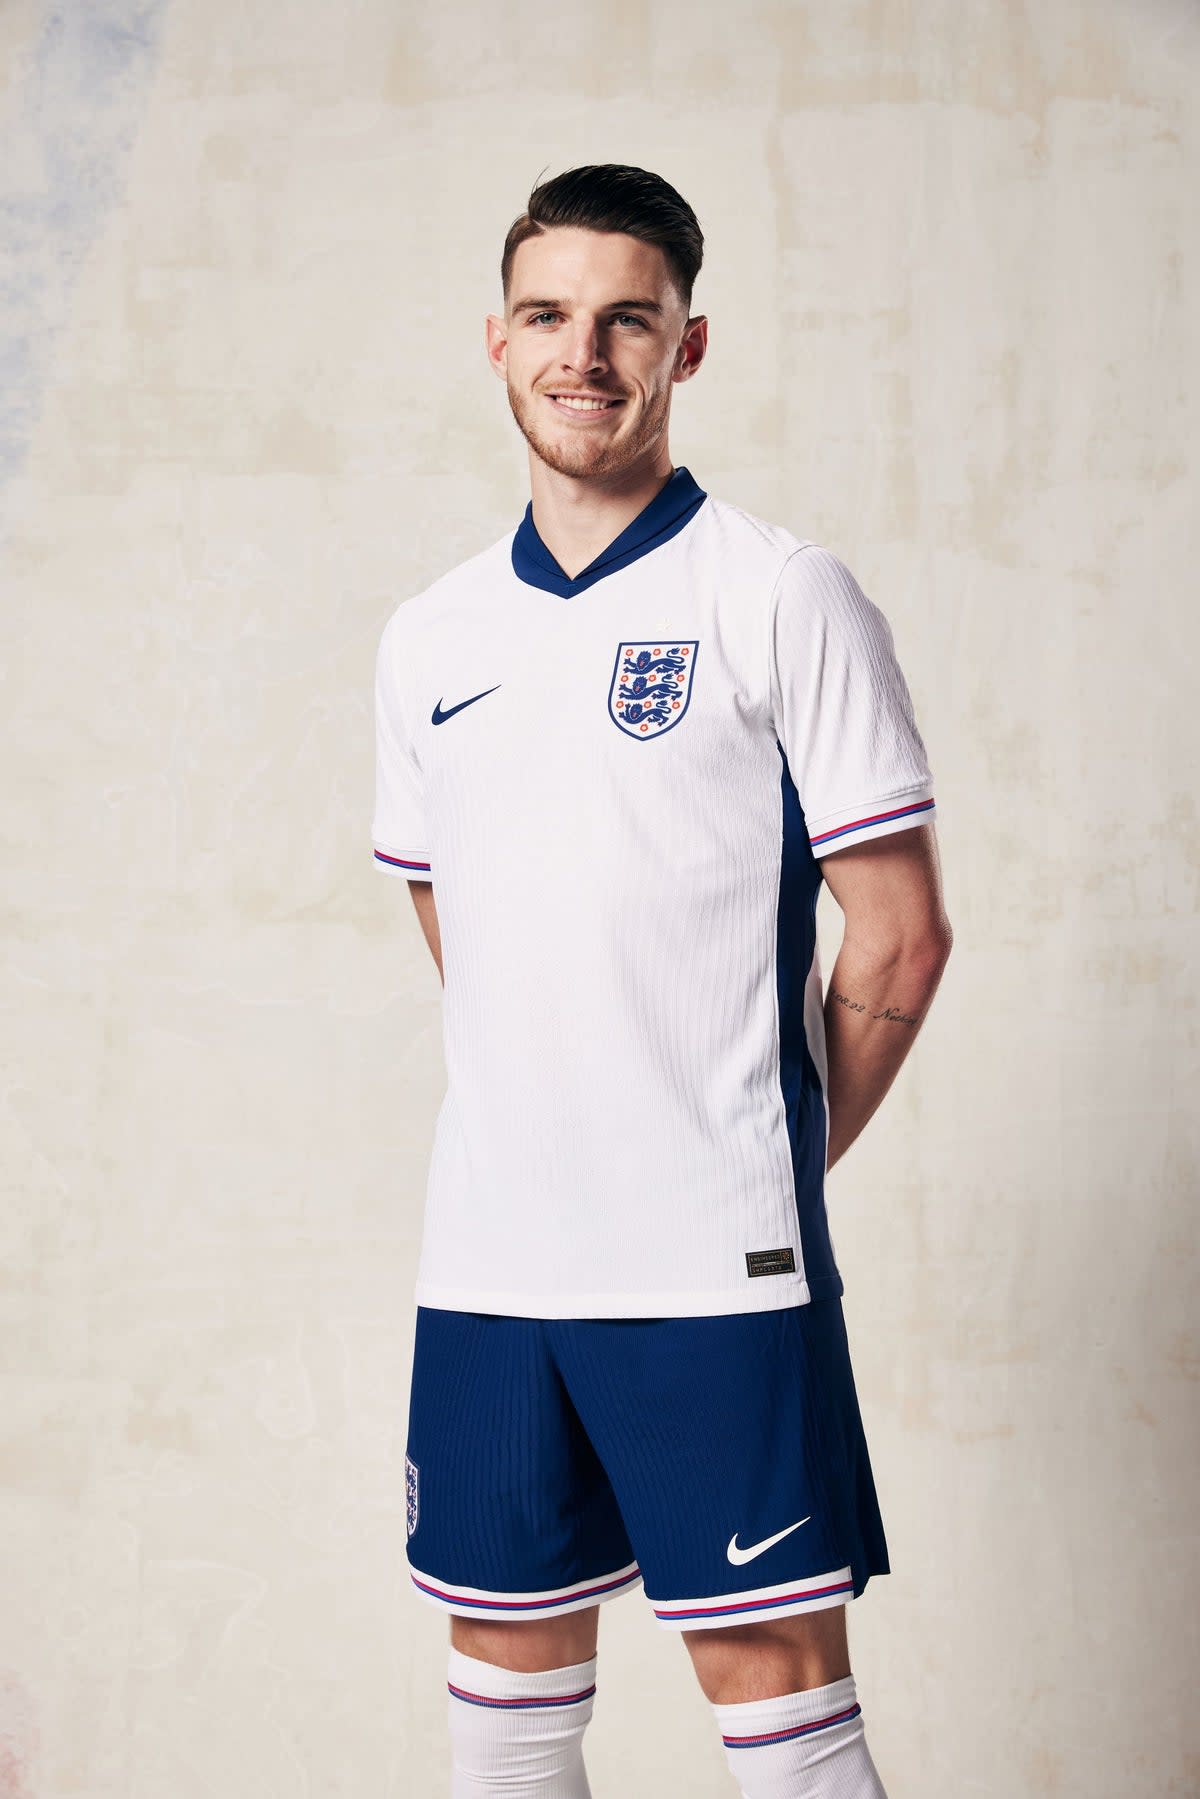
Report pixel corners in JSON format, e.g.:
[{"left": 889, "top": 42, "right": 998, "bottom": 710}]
[
  {"left": 615, "top": 314, "right": 649, "bottom": 328},
  {"left": 527, "top": 311, "right": 559, "bottom": 326}
]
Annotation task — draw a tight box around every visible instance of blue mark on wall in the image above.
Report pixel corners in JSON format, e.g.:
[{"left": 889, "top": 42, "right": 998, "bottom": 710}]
[{"left": 0, "top": 0, "right": 170, "bottom": 500}]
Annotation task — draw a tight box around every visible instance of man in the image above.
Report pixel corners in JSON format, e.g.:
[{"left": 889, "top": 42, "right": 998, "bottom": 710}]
[{"left": 373, "top": 163, "right": 952, "bottom": 1799}]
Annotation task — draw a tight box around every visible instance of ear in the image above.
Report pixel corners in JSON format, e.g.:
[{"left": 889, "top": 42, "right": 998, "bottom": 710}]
[
  {"left": 674, "top": 314, "right": 708, "bottom": 383},
  {"left": 485, "top": 312, "right": 509, "bottom": 379}
]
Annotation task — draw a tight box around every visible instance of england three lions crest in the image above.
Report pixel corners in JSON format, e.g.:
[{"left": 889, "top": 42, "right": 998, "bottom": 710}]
[
  {"left": 608, "top": 640, "right": 699, "bottom": 739},
  {"left": 405, "top": 1454, "right": 419, "bottom": 1538}
]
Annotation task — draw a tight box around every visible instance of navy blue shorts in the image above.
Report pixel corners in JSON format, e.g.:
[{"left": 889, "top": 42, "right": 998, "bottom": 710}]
[{"left": 404, "top": 1296, "right": 889, "bottom": 1632}]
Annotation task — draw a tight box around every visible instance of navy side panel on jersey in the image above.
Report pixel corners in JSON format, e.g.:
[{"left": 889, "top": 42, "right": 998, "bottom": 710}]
[{"left": 777, "top": 747, "right": 842, "bottom": 1298}]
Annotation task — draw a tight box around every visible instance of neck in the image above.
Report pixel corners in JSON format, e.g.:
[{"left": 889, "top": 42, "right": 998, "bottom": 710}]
[{"left": 527, "top": 444, "right": 675, "bottom": 581}]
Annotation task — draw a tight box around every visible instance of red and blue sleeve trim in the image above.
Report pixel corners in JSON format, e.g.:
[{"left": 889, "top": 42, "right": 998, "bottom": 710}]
[
  {"left": 374, "top": 848, "right": 431, "bottom": 873},
  {"left": 809, "top": 796, "right": 934, "bottom": 850}
]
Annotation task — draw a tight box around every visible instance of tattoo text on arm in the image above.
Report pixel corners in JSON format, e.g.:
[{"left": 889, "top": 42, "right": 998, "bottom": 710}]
[{"left": 829, "top": 988, "right": 920, "bottom": 1028}]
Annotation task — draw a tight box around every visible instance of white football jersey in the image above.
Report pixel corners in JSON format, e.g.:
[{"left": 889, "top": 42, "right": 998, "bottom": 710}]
[{"left": 373, "top": 468, "right": 936, "bottom": 1319}]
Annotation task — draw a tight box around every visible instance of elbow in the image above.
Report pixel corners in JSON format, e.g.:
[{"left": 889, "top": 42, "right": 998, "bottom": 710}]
[
  {"left": 917, "top": 936, "right": 953, "bottom": 1016},
  {"left": 844, "top": 917, "right": 953, "bottom": 975},
  {"left": 915, "top": 920, "right": 954, "bottom": 978}
]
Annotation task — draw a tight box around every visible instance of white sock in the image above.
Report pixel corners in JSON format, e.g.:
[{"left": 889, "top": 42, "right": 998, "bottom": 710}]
[
  {"left": 713, "top": 1674, "right": 888, "bottom": 1798},
  {"left": 446, "top": 1644, "right": 597, "bottom": 1798}
]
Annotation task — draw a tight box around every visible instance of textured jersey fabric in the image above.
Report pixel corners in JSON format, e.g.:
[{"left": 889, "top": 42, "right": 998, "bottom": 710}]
[{"left": 372, "top": 467, "right": 936, "bottom": 1319}]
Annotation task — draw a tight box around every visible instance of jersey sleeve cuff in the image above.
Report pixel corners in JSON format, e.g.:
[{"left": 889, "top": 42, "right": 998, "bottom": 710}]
[
  {"left": 373, "top": 844, "right": 432, "bottom": 877},
  {"left": 807, "top": 788, "right": 935, "bottom": 857}
]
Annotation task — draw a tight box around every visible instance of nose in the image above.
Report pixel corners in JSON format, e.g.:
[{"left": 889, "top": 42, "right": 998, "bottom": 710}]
[{"left": 560, "top": 319, "right": 607, "bottom": 378}]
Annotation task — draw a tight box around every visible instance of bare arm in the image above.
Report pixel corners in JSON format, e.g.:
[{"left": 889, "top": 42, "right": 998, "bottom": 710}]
[
  {"left": 817, "top": 823, "right": 953, "bottom": 1173},
  {"left": 407, "top": 879, "right": 444, "bottom": 985}
]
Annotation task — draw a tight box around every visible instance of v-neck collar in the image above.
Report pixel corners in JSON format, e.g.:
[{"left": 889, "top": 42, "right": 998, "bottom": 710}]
[{"left": 511, "top": 465, "right": 708, "bottom": 598}]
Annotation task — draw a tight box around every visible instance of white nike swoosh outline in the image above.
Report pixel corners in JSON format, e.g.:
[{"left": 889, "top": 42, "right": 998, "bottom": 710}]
[{"left": 726, "top": 1516, "right": 812, "bottom": 1565}]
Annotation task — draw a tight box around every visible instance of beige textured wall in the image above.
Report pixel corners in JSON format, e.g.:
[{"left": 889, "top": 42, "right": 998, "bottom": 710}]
[{"left": 2, "top": 0, "right": 1196, "bottom": 1793}]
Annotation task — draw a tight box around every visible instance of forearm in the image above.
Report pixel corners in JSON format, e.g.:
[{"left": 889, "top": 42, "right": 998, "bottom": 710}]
[
  {"left": 407, "top": 879, "right": 444, "bottom": 984},
  {"left": 821, "top": 929, "right": 951, "bottom": 1173}
]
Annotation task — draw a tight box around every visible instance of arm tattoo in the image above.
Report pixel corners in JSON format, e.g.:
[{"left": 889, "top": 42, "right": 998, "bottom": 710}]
[
  {"left": 829, "top": 988, "right": 920, "bottom": 1028},
  {"left": 872, "top": 1003, "right": 920, "bottom": 1027}
]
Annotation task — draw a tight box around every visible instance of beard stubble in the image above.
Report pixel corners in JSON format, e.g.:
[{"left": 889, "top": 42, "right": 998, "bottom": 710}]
[{"left": 505, "top": 380, "right": 672, "bottom": 479}]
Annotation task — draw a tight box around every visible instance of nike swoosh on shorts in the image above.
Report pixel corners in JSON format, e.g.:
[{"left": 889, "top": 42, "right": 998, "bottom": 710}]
[{"left": 726, "top": 1516, "right": 812, "bottom": 1565}]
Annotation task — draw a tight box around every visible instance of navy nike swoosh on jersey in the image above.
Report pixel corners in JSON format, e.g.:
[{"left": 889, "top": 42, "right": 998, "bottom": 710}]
[{"left": 431, "top": 685, "right": 501, "bottom": 725}]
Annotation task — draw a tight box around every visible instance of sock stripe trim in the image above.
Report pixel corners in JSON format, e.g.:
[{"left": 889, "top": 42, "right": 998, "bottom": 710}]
[
  {"left": 448, "top": 1681, "right": 597, "bottom": 1711},
  {"left": 722, "top": 1701, "right": 862, "bottom": 1748}
]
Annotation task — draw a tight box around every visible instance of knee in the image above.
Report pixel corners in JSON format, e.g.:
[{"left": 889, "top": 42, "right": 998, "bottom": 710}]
[
  {"left": 450, "top": 1605, "right": 600, "bottom": 1673},
  {"left": 682, "top": 1604, "right": 851, "bottom": 1705}
]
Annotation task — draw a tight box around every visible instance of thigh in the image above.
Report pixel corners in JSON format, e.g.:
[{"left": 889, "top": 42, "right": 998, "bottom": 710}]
[
  {"left": 547, "top": 1297, "right": 889, "bottom": 1634},
  {"left": 405, "top": 1307, "right": 639, "bottom": 1624}
]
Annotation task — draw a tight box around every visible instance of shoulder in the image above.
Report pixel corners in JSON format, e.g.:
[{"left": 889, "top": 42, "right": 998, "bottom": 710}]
[
  {"left": 767, "top": 541, "right": 894, "bottom": 651},
  {"left": 697, "top": 491, "right": 814, "bottom": 572},
  {"left": 698, "top": 494, "right": 878, "bottom": 620},
  {"left": 378, "top": 530, "right": 515, "bottom": 649}
]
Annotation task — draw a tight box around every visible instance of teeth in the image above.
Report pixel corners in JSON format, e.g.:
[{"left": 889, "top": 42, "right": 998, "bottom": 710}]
[{"left": 554, "top": 396, "right": 615, "bottom": 410}]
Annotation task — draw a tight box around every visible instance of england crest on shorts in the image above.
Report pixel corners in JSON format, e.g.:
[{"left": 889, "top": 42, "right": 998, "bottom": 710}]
[
  {"left": 405, "top": 1453, "right": 419, "bottom": 1537},
  {"left": 608, "top": 640, "right": 698, "bottom": 739}
]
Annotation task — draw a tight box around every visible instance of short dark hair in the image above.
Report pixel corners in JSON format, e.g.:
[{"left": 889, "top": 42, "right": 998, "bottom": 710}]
[{"left": 501, "top": 163, "right": 704, "bottom": 315}]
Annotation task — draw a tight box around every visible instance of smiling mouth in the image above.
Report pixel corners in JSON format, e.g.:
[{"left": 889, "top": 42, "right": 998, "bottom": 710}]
[{"left": 545, "top": 393, "right": 623, "bottom": 414}]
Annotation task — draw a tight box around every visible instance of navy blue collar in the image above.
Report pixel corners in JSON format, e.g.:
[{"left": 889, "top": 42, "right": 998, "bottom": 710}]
[{"left": 511, "top": 465, "right": 708, "bottom": 597}]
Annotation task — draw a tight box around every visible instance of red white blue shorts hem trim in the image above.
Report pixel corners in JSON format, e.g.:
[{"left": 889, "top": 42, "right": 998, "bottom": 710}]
[
  {"left": 407, "top": 1559, "right": 857, "bottom": 1631},
  {"left": 647, "top": 1564, "right": 856, "bottom": 1630},
  {"left": 408, "top": 1560, "right": 642, "bottom": 1622}
]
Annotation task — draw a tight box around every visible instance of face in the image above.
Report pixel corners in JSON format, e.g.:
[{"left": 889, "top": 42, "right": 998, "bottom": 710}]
[{"left": 486, "top": 226, "right": 706, "bottom": 481}]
